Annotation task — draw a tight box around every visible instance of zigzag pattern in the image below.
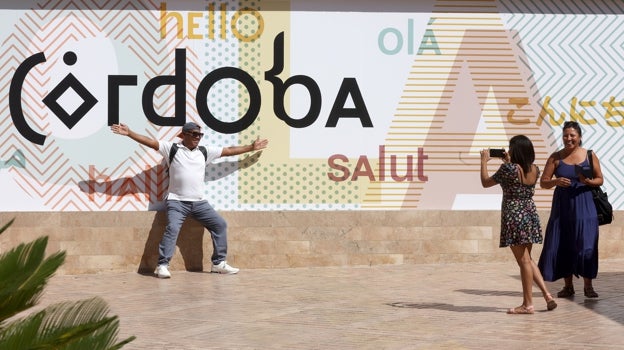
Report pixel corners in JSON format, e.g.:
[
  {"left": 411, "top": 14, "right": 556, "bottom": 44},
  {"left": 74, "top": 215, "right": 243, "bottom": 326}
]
[
  {"left": 361, "top": 0, "right": 624, "bottom": 210},
  {"left": 3, "top": 1, "right": 622, "bottom": 211},
  {"left": 499, "top": 0, "right": 624, "bottom": 209},
  {"left": 362, "top": 0, "right": 559, "bottom": 209},
  {"left": 0, "top": 0, "right": 202, "bottom": 211}
]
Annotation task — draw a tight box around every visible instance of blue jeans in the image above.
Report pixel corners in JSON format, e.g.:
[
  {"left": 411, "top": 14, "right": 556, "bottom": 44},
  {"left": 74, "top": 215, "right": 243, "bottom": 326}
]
[{"left": 158, "top": 200, "right": 228, "bottom": 266}]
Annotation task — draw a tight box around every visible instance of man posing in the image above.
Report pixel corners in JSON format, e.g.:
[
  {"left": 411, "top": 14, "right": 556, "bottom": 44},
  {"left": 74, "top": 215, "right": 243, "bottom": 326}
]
[{"left": 111, "top": 122, "right": 268, "bottom": 278}]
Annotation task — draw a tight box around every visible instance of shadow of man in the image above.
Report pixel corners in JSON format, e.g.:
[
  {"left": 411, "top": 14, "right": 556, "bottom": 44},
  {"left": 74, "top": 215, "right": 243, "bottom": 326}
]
[
  {"left": 78, "top": 152, "right": 262, "bottom": 274},
  {"left": 138, "top": 211, "right": 206, "bottom": 274}
]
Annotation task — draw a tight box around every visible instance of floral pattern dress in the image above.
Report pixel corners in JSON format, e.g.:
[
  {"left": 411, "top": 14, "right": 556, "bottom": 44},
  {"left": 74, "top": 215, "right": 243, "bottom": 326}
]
[{"left": 492, "top": 163, "right": 543, "bottom": 247}]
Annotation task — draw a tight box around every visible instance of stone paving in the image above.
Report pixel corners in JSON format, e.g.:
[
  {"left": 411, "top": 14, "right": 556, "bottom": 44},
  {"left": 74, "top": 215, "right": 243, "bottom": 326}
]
[{"left": 34, "top": 259, "right": 624, "bottom": 349}]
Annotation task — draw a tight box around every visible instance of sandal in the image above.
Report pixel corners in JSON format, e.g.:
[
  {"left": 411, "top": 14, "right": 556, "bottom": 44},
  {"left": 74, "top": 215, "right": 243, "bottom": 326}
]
[
  {"left": 507, "top": 305, "right": 534, "bottom": 314},
  {"left": 545, "top": 294, "right": 558, "bottom": 311},
  {"left": 584, "top": 286, "right": 599, "bottom": 298},
  {"left": 557, "top": 286, "right": 575, "bottom": 298}
]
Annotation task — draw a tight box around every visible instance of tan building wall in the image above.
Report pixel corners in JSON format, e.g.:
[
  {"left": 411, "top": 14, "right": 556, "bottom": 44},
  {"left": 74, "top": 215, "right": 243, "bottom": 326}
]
[{"left": 0, "top": 211, "right": 622, "bottom": 275}]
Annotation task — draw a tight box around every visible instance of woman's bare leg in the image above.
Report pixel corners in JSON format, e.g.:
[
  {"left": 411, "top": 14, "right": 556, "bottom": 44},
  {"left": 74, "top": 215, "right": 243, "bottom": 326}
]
[{"left": 510, "top": 245, "right": 534, "bottom": 308}]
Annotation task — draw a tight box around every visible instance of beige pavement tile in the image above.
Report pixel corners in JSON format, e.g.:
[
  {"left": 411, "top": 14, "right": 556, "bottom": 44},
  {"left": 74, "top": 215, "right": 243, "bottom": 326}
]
[{"left": 28, "top": 259, "right": 624, "bottom": 349}]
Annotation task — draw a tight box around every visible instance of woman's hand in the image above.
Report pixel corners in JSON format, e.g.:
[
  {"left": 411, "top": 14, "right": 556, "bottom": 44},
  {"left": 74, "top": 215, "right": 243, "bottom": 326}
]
[
  {"left": 480, "top": 149, "right": 490, "bottom": 163},
  {"left": 578, "top": 174, "right": 593, "bottom": 186},
  {"left": 503, "top": 151, "right": 510, "bottom": 163},
  {"left": 554, "top": 177, "right": 571, "bottom": 187}
]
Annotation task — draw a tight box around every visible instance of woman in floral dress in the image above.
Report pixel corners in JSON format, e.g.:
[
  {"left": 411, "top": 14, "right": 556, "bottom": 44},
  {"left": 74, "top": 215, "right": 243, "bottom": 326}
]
[{"left": 480, "top": 135, "right": 557, "bottom": 314}]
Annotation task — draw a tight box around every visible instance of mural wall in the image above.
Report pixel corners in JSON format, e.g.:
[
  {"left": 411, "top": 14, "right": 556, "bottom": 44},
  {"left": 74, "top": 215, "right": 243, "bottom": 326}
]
[{"left": 1, "top": 0, "right": 622, "bottom": 211}]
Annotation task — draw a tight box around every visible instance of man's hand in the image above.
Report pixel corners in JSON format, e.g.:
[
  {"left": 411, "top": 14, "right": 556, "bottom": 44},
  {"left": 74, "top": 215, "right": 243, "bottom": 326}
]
[
  {"left": 111, "top": 123, "right": 130, "bottom": 136},
  {"left": 109, "top": 123, "right": 159, "bottom": 150},
  {"left": 252, "top": 136, "right": 268, "bottom": 151}
]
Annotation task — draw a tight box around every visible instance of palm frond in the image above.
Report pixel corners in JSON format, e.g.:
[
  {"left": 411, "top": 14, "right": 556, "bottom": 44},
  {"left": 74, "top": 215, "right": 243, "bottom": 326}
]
[
  {"left": 0, "top": 218, "right": 15, "bottom": 235},
  {"left": 0, "top": 237, "right": 66, "bottom": 322},
  {"left": 0, "top": 297, "right": 136, "bottom": 349},
  {"left": 0, "top": 219, "right": 135, "bottom": 349}
]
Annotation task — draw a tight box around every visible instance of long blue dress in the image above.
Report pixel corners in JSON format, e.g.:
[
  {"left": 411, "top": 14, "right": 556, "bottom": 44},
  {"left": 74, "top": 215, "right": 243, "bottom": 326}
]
[{"left": 538, "top": 156, "right": 599, "bottom": 281}]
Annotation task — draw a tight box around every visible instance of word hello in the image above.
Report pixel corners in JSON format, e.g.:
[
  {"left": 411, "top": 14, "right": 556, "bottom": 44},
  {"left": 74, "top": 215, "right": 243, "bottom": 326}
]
[{"left": 160, "top": 2, "right": 264, "bottom": 41}]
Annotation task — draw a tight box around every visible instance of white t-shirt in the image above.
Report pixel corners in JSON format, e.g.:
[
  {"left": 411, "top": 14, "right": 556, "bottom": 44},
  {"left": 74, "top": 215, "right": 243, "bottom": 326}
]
[{"left": 159, "top": 141, "right": 223, "bottom": 201}]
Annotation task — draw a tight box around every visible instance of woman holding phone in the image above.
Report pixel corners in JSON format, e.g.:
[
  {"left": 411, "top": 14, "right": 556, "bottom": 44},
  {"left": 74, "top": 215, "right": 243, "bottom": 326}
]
[{"left": 480, "top": 135, "right": 557, "bottom": 314}]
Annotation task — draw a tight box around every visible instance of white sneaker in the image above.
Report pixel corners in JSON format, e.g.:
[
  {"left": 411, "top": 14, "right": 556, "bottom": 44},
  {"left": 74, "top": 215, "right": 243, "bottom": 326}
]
[
  {"left": 211, "top": 261, "right": 239, "bottom": 274},
  {"left": 155, "top": 265, "right": 171, "bottom": 278}
]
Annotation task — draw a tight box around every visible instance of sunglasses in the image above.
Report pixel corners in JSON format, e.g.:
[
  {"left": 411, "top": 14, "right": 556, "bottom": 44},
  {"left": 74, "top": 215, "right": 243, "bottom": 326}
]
[{"left": 184, "top": 131, "right": 204, "bottom": 138}]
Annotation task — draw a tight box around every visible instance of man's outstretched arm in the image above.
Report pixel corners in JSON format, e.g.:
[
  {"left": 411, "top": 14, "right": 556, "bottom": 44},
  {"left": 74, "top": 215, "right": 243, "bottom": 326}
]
[
  {"left": 221, "top": 137, "right": 268, "bottom": 157},
  {"left": 111, "top": 123, "right": 159, "bottom": 151}
]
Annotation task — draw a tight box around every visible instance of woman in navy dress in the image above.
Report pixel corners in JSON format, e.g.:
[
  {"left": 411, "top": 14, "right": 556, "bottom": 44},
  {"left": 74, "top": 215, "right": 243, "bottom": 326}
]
[
  {"left": 481, "top": 135, "right": 557, "bottom": 314},
  {"left": 538, "top": 121, "right": 603, "bottom": 298}
]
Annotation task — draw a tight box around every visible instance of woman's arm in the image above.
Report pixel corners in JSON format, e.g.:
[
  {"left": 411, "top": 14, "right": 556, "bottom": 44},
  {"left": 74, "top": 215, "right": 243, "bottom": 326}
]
[
  {"left": 540, "top": 151, "right": 571, "bottom": 189},
  {"left": 480, "top": 149, "right": 497, "bottom": 188},
  {"left": 581, "top": 151, "right": 604, "bottom": 187}
]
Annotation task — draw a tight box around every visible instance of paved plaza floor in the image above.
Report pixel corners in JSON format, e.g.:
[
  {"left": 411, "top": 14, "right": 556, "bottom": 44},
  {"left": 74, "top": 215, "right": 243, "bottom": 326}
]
[{"left": 35, "top": 259, "right": 624, "bottom": 349}]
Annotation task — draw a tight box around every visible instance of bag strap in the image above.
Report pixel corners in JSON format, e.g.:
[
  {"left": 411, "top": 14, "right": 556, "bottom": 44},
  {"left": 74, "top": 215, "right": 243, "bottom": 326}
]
[
  {"left": 199, "top": 146, "right": 207, "bottom": 161},
  {"left": 168, "top": 143, "right": 179, "bottom": 166},
  {"left": 168, "top": 143, "right": 208, "bottom": 169},
  {"left": 587, "top": 149, "right": 594, "bottom": 179}
]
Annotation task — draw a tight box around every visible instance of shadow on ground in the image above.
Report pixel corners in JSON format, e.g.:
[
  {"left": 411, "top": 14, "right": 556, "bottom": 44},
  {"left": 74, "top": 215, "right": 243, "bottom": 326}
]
[{"left": 388, "top": 271, "right": 624, "bottom": 325}]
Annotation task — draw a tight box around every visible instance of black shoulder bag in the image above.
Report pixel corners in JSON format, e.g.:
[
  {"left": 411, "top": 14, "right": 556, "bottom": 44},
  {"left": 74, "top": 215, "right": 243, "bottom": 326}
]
[{"left": 587, "top": 150, "right": 613, "bottom": 225}]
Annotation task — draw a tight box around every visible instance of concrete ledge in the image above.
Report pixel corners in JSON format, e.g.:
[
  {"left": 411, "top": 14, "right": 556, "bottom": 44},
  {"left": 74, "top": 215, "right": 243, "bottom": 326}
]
[{"left": 0, "top": 211, "right": 622, "bottom": 275}]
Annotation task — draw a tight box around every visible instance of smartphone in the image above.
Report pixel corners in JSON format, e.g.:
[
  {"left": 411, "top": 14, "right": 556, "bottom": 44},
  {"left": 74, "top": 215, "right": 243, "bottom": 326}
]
[
  {"left": 575, "top": 164, "right": 593, "bottom": 178},
  {"left": 489, "top": 148, "right": 505, "bottom": 158}
]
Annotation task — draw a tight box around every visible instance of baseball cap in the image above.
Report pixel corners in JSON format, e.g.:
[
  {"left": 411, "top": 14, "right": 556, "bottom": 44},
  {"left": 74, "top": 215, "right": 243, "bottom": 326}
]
[
  {"left": 182, "top": 122, "right": 201, "bottom": 132},
  {"left": 178, "top": 122, "right": 202, "bottom": 138}
]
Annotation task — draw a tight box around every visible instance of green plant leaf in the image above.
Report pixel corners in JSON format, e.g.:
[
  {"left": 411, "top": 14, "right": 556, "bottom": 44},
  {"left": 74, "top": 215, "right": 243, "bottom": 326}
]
[
  {"left": 0, "top": 237, "right": 66, "bottom": 322},
  {"left": 0, "top": 297, "right": 135, "bottom": 349},
  {"left": 0, "top": 218, "right": 15, "bottom": 235},
  {"left": 0, "top": 219, "right": 135, "bottom": 349}
]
